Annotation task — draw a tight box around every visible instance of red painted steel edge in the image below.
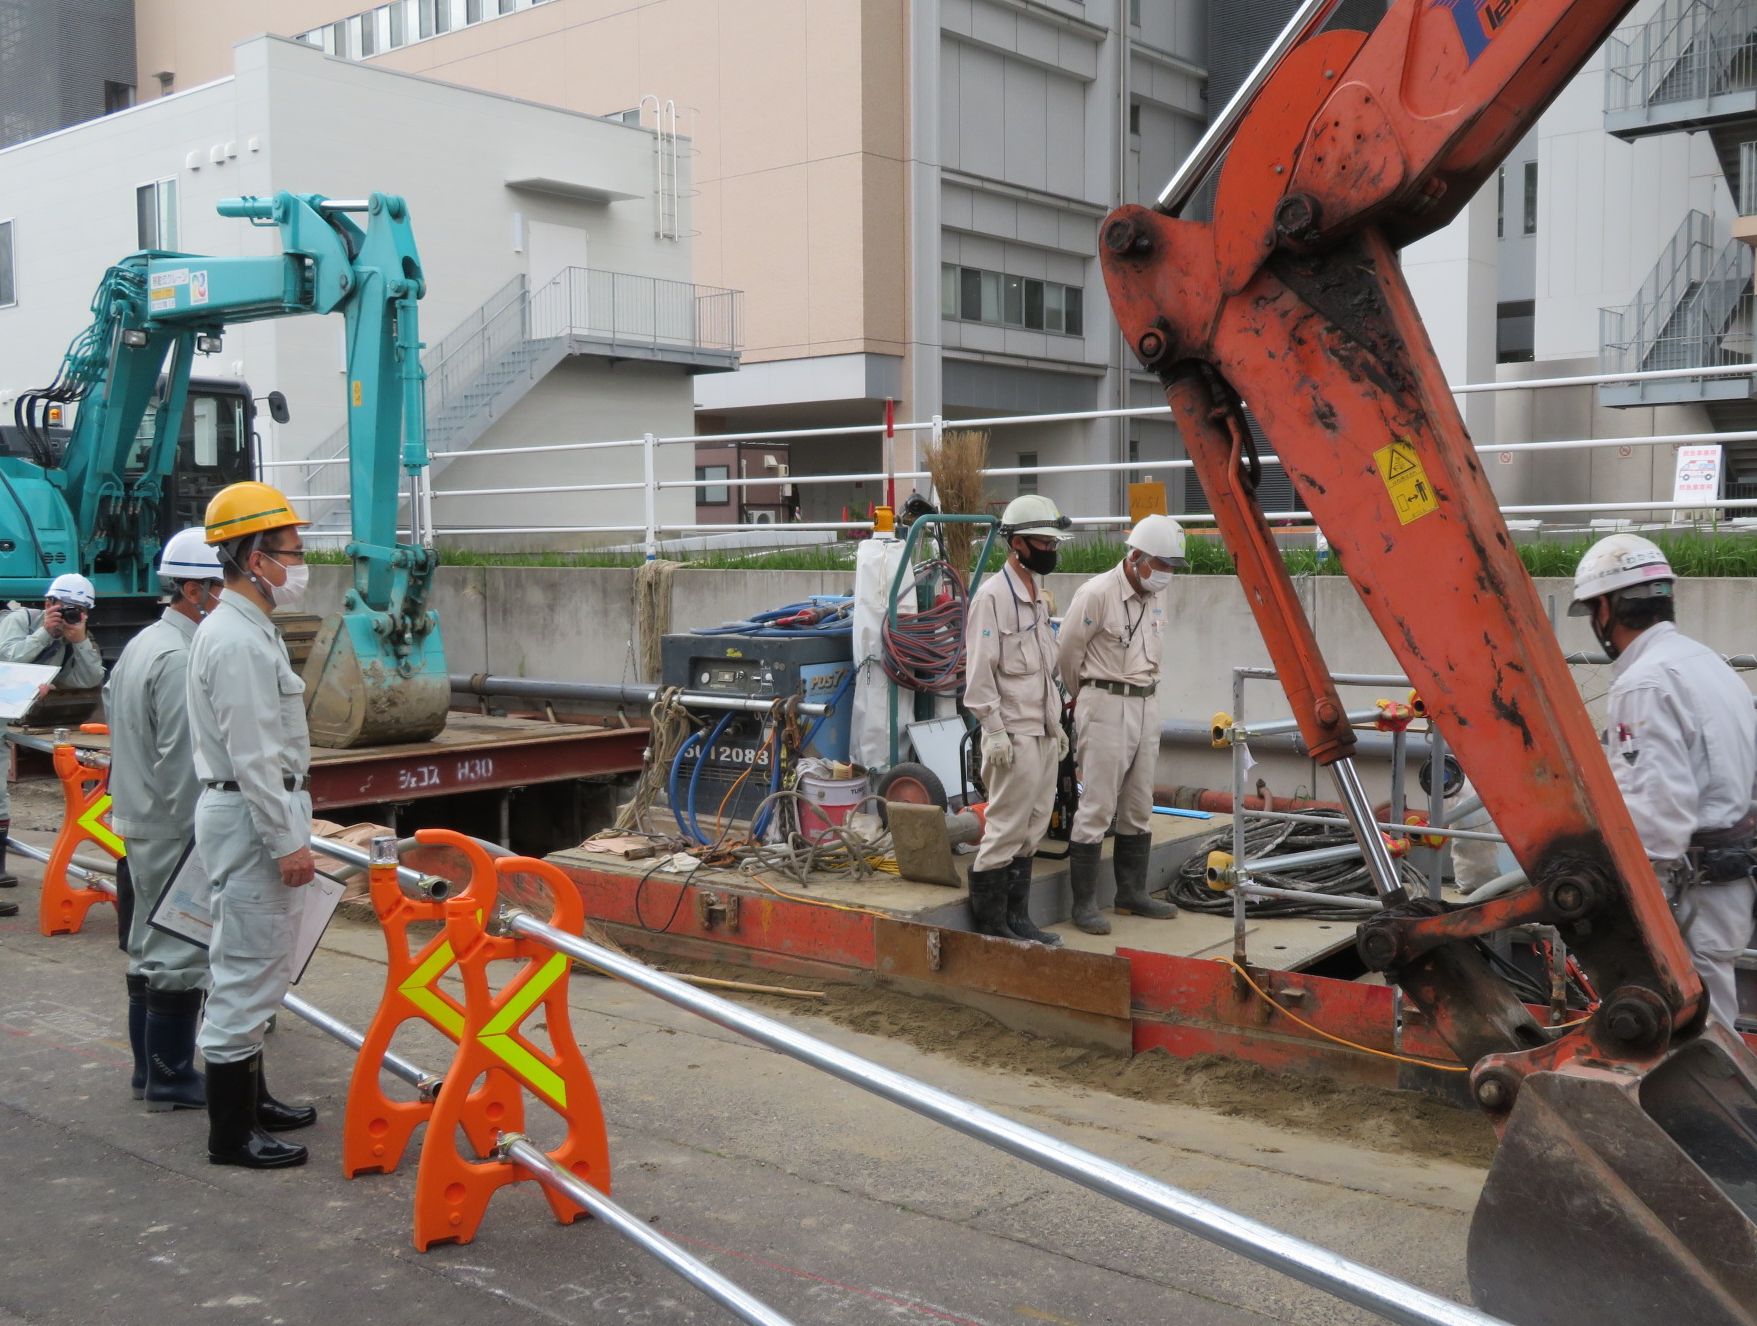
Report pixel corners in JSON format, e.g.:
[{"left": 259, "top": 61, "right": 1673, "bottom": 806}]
[
  {"left": 556, "top": 862, "right": 879, "bottom": 969},
  {"left": 309, "top": 726, "right": 648, "bottom": 810}
]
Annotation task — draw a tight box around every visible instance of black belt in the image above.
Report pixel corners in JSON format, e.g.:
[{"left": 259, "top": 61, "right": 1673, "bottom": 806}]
[
  {"left": 1082, "top": 678, "right": 1156, "bottom": 698},
  {"left": 206, "top": 775, "right": 310, "bottom": 792}
]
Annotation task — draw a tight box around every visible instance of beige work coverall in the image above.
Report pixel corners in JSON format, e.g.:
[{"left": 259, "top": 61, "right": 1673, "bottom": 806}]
[
  {"left": 188, "top": 590, "right": 313, "bottom": 1065},
  {"left": 1057, "top": 563, "right": 1166, "bottom": 844},
  {"left": 965, "top": 564, "right": 1062, "bottom": 871}
]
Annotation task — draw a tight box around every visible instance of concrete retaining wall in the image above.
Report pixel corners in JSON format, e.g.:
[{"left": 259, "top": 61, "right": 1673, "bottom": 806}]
[{"left": 307, "top": 563, "right": 1757, "bottom": 800}]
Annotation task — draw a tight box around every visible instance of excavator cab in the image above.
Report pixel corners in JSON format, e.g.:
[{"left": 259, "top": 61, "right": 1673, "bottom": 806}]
[{"left": 1098, "top": 1, "right": 1757, "bottom": 1321}]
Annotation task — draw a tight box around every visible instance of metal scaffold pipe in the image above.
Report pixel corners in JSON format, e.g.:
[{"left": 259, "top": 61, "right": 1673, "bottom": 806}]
[
  {"left": 450, "top": 674, "right": 831, "bottom": 717},
  {"left": 502, "top": 909, "right": 1507, "bottom": 1326},
  {"left": 279, "top": 992, "right": 434, "bottom": 1093},
  {"left": 498, "top": 1137, "right": 798, "bottom": 1326},
  {"left": 5, "top": 836, "right": 114, "bottom": 893}
]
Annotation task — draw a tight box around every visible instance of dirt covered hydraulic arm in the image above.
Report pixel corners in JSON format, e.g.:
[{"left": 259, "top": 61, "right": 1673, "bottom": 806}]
[{"left": 1100, "top": 3, "right": 1757, "bottom": 1322}]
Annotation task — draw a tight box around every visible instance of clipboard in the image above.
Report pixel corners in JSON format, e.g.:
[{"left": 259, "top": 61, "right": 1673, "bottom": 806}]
[{"left": 148, "top": 839, "right": 346, "bottom": 983}]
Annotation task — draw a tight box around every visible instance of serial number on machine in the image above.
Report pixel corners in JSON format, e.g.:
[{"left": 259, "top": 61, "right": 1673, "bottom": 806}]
[
  {"left": 395, "top": 756, "right": 497, "bottom": 791},
  {"left": 709, "top": 744, "right": 771, "bottom": 768}
]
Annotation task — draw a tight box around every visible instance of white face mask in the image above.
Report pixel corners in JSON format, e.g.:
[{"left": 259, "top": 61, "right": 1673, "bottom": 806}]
[
  {"left": 1141, "top": 568, "right": 1173, "bottom": 593},
  {"left": 263, "top": 561, "right": 309, "bottom": 611}
]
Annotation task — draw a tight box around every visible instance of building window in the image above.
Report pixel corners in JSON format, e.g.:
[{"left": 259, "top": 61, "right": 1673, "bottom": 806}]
[
  {"left": 136, "top": 178, "right": 178, "bottom": 250},
  {"left": 357, "top": 13, "right": 376, "bottom": 56},
  {"left": 419, "top": 0, "right": 435, "bottom": 37},
  {"left": 388, "top": 2, "right": 407, "bottom": 47},
  {"left": 1128, "top": 438, "right": 1140, "bottom": 466},
  {"left": 1017, "top": 453, "right": 1038, "bottom": 496},
  {"left": 0, "top": 221, "right": 14, "bottom": 308},
  {"left": 434, "top": 0, "right": 452, "bottom": 34},
  {"left": 697, "top": 465, "right": 731, "bottom": 505},
  {"left": 1522, "top": 160, "right": 1537, "bottom": 236},
  {"left": 1129, "top": 0, "right": 1141, "bottom": 24},
  {"left": 1496, "top": 166, "right": 1505, "bottom": 239},
  {"left": 1496, "top": 299, "right": 1535, "bottom": 364},
  {"left": 466, "top": 0, "right": 483, "bottom": 22},
  {"left": 104, "top": 81, "right": 134, "bottom": 114},
  {"left": 331, "top": 20, "right": 350, "bottom": 56},
  {"left": 611, "top": 107, "right": 642, "bottom": 126},
  {"left": 499, "top": 0, "right": 517, "bottom": 11},
  {"left": 942, "top": 263, "right": 1084, "bottom": 336},
  {"left": 1128, "top": 103, "right": 1141, "bottom": 136}
]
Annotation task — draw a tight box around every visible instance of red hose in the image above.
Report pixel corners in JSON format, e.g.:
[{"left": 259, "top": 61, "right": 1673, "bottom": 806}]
[{"left": 881, "top": 560, "right": 969, "bottom": 696}]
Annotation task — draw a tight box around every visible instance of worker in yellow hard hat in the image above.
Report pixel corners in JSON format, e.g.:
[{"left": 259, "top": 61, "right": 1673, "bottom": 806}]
[{"left": 185, "top": 481, "right": 318, "bottom": 1169}]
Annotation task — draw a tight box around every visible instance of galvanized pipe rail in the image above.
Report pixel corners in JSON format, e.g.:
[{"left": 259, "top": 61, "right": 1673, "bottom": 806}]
[
  {"left": 5, "top": 835, "right": 114, "bottom": 892},
  {"left": 451, "top": 673, "right": 831, "bottom": 718},
  {"left": 503, "top": 907, "right": 1505, "bottom": 1326}
]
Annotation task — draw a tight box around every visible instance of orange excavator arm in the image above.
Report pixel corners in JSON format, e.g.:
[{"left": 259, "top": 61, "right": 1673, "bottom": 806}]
[{"left": 1101, "top": 3, "right": 1757, "bottom": 1323}]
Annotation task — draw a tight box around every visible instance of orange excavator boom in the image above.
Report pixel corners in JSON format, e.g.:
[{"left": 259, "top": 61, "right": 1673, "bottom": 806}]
[{"left": 1101, "top": 3, "right": 1757, "bottom": 1322}]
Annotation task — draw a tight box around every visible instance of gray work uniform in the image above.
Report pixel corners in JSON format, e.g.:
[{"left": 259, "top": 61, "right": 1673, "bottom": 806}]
[
  {"left": 1057, "top": 563, "right": 1167, "bottom": 844},
  {"left": 0, "top": 604, "right": 104, "bottom": 822},
  {"left": 188, "top": 590, "right": 312, "bottom": 1065},
  {"left": 1603, "top": 621, "right": 1757, "bottom": 1029},
  {"left": 965, "top": 563, "right": 1062, "bottom": 870},
  {"left": 105, "top": 609, "right": 208, "bottom": 992}
]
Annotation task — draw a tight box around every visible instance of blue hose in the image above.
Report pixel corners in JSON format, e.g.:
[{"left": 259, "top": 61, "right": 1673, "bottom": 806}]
[
  {"left": 669, "top": 728, "right": 707, "bottom": 841},
  {"left": 751, "top": 722, "right": 785, "bottom": 841},
  {"left": 695, "top": 597, "right": 854, "bottom": 637},
  {"left": 685, "top": 710, "right": 736, "bottom": 844}
]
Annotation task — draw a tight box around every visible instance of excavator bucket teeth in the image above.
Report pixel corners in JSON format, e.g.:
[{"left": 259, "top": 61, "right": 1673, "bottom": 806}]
[
  {"left": 301, "top": 610, "right": 449, "bottom": 749},
  {"left": 1467, "top": 1024, "right": 1757, "bottom": 1326}
]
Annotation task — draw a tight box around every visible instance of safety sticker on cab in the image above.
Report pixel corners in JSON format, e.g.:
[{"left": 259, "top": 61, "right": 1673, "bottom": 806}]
[{"left": 1373, "top": 438, "right": 1438, "bottom": 525}]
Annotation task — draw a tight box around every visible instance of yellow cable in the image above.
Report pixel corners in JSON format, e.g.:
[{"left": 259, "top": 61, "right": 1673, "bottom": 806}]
[
  {"left": 1215, "top": 957, "right": 1470, "bottom": 1073},
  {"left": 746, "top": 871, "right": 894, "bottom": 918}
]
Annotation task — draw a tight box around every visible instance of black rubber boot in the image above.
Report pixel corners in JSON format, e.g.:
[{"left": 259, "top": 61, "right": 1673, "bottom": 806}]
[
  {"left": 967, "top": 866, "right": 1018, "bottom": 939},
  {"left": 206, "top": 1056, "right": 308, "bottom": 1169},
  {"left": 143, "top": 987, "right": 206, "bottom": 1112},
  {"left": 1112, "top": 832, "right": 1176, "bottom": 919},
  {"left": 256, "top": 1057, "right": 317, "bottom": 1132},
  {"left": 1006, "top": 857, "right": 1062, "bottom": 947},
  {"left": 0, "top": 897, "right": 15, "bottom": 917},
  {"left": 126, "top": 973, "right": 149, "bottom": 1100},
  {"left": 1067, "top": 841, "right": 1111, "bottom": 936},
  {"left": 0, "top": 821, "right": 16, "bottom": 888}
]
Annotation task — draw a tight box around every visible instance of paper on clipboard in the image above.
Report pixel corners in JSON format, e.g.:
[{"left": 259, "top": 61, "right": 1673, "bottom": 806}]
[
  {"left": 148, "top": 841, "right": 213, "bottom": 950},
  {"left": 0, "top": 662, "right": 65, "bottom": 720},
  {"left": 147, "top": 840, "right": 346, "bottom": 984}
]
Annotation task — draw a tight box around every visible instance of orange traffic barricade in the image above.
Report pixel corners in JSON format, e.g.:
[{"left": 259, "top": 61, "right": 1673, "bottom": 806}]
[{"left": 38, "top": 731, "right": 124, "bottom": 937}]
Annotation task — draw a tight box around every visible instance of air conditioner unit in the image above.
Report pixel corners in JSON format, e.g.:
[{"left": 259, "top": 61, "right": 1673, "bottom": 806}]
[{"left": 747, "top": 510, "right": 776, "bottom": 526}]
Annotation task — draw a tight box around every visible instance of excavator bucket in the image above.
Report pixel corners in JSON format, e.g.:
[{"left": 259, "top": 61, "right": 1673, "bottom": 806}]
[
  {"left": 1467, "top": 1023, "right": 1757, "bottom": 1326},
  {"left": 301, "top": 609, "right": 449, "bottom": 749}
]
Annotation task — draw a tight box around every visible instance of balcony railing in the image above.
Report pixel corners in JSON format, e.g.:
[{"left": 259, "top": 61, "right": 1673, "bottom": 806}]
[{"left": 529, "top": 266, "right": 740, "bottom": 357}]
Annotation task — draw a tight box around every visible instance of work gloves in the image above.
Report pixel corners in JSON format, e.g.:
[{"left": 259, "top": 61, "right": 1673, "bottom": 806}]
[
  {"left": 1055, "top": 725, "right": 1070, "bottom": 762},
  {"left": 981, "top": 728, "right": 1015, "bottom": 774}
]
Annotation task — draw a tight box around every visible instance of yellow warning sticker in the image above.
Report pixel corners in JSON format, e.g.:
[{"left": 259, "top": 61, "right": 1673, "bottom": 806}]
[
  {"left": 1373, "top": 438, "right": 1438, "bottom": 525},
  {"left": 351, "top": 380, "right": 364, "bottom": 407}
]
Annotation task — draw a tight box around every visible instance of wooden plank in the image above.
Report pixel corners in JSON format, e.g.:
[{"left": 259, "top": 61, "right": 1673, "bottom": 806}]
[{"left": 874, "top": 918, "right": 1132, "bottom": 1020}]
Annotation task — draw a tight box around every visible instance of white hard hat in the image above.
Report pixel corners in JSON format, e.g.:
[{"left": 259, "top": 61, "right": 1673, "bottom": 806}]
[
  {"left": 158, "top": 526, "right": 224, "bottom": 582},
  {"left": 999, "top": 494, "right": 1073, "bottom": 542},
  {"left": 1126, "top": 514, "right": 1187, "bottom": 567},
  {"left": 1568, "top": 533, "right": 1674, "bottom": 616},
  {"left": 46, "top": 573, "right": 96, "bottom": 608}
]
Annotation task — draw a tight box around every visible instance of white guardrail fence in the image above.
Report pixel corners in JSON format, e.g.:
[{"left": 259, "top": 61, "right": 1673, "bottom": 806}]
[{"left": 259, "top": 362, "right": 1757, "bottom": 553}]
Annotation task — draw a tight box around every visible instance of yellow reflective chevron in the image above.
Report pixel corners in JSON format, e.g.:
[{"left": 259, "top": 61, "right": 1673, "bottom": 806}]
[
  {"left": 79, "top": 794, "right": 125, "bottom": 858},
  {"left": 479, "top": 952, "right": 570, "bottom": 1109},
  {"left": 399, "top": 941, "right": 465, "bottom": 1038}
]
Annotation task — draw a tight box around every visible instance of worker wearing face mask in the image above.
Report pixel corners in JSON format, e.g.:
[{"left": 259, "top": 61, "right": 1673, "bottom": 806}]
[
  {"left": 963, "top": 494, "right": 1074, "bottom": 946},
  {"left": 186, "top": 482, "right": 317, "bottom": 1169},
  {"left": 107, "top": 528, "right": 225, "bottom": 1111},
  {"left": 1056, "top": 516, "right": 1186, "bottom": 934},
  {"left": 0, "top": 572, "right": 104, "bottom": 914}
]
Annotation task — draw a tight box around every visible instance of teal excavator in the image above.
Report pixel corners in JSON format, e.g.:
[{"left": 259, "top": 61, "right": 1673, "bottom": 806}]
[{"left": 4, "top": 190, "right": 447, "bottom": 747}]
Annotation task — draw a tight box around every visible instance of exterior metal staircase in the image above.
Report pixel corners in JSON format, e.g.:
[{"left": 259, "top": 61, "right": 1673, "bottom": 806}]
[
  {"left": 1606, "top": 0, "right": 1757, "bottom": 137},
  {"left": 292, "top": 265, "right": 740, "bottom": 535}
]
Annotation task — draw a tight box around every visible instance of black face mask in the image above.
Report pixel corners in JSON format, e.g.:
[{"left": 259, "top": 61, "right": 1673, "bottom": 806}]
[
  {"left": 1017, "top": 543, "right": 1059, "bottom": 576},
  {"left": 1591, "top": 600, "right": 1621, "bottom": 661}
]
